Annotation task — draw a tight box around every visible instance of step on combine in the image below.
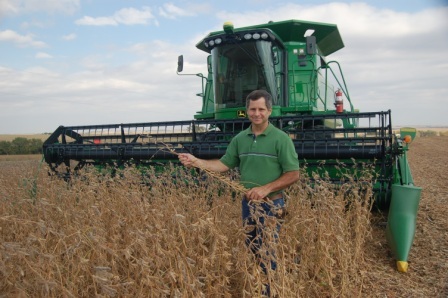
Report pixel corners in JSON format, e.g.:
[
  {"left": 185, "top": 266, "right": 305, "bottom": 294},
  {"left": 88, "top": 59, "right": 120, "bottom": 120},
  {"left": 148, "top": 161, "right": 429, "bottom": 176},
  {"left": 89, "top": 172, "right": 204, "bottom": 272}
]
[{"left": 43, "top": 20, "right": 421, "bottom": 272}]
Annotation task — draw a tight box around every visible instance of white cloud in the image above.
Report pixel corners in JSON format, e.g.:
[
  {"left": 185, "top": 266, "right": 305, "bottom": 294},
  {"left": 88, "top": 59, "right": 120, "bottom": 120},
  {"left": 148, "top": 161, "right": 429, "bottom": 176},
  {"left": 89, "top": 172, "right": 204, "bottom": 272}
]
[
  {"left": 62, "top": 33, "right": 76, "bottom": 41},
  {"left": 75, "top": 16, "right": 117, "bottom": 26},
  {"left": 0, "top": 0, "right": 19, "bottom": 16},
  {"left": 0, "top": 0, "right": 80, "bottom": 15},
  {"left": 20, "top": 20, "right": 49, "bottom": 29},
  {"left": 215, "top": 3, "right": 446, "bottom": 36},
  {"left": 75, "top": 7, "right": 154, "bottom": 26},
  {"left": 35, "top": 52, "right": 52, "bottom": 59},
  {"left": 0, "top": 29, "right": 46, "bottom": 48},
  {"left": 158, "top": 3, "right": 195, "bottom": 19},
  {"left": 114, "top": 7, "right": 154, "bottom": 25}
]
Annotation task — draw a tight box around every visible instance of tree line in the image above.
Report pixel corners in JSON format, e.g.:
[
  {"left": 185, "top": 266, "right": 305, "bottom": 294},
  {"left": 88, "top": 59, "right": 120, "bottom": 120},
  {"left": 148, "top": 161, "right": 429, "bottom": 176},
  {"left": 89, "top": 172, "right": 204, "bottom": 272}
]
[{"left": 0, "top": 138, "right": 43, "bottom": 155}]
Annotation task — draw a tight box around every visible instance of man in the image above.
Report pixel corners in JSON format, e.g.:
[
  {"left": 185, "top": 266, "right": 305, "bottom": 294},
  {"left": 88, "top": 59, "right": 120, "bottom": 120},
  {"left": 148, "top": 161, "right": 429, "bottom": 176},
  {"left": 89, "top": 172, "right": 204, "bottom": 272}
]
[{"left": 178, "top": 89, "right": 300, "bottom": 280}]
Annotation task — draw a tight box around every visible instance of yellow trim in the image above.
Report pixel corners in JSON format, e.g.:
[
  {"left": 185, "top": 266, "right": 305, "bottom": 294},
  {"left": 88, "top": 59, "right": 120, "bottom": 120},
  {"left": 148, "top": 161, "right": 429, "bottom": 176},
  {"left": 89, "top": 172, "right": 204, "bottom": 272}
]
[{"left": 397, "top": 261, "right": 408, "bottom": 273}]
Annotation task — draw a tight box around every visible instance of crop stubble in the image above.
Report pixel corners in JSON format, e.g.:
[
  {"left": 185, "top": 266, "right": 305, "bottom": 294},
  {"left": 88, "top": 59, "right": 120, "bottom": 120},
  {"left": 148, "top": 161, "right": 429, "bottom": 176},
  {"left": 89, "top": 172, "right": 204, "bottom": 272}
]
[{"left": 0, "top": 136, "right": 447, "bottom": 297}]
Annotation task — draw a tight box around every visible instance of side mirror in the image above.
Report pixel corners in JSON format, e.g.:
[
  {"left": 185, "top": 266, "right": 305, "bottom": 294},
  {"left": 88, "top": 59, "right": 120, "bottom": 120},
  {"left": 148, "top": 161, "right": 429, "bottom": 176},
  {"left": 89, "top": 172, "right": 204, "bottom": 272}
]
[
  {"left": 176, "top": 55, "right": 204, "bottom": 80},
  {"left": 177, "top": 55, "right": 184, "bottom": 73}
]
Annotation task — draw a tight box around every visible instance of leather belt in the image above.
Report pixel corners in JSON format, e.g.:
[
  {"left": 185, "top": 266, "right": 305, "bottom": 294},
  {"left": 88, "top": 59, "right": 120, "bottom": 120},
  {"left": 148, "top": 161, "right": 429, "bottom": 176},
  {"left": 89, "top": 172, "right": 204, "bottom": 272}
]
[
  {"left": 267, "top": 193, "right": 283, "bottom": 201},
  {"left": 244, "top": 192, "right": 283, "bottom": 201}
]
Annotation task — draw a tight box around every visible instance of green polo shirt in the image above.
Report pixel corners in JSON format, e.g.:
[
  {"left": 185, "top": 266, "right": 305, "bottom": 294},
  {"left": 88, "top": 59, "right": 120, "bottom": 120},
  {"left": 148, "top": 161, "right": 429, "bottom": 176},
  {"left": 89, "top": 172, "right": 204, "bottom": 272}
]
[{"left": 220, "top": 123, "right": 299, "bottom": 192}]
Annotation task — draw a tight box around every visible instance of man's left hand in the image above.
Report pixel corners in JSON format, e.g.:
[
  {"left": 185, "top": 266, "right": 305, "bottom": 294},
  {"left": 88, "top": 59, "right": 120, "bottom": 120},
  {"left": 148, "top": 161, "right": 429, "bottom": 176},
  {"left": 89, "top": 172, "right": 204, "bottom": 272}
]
[{"left": 245, "top": 186, "right": 270, "bottom": 201}]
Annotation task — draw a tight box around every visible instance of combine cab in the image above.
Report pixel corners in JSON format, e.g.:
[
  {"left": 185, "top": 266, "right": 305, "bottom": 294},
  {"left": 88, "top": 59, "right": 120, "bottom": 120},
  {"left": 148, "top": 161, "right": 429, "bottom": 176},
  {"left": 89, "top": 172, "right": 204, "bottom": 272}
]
[{"left": 43, "top": 20, "right": 421, "bottom": 272}]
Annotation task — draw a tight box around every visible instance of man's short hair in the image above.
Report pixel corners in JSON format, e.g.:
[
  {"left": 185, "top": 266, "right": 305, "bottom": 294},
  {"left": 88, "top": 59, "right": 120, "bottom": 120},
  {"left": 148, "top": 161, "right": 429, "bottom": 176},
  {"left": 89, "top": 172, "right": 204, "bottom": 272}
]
[{"left": 246, "top": 90, "right": 273, "bottom": 110}]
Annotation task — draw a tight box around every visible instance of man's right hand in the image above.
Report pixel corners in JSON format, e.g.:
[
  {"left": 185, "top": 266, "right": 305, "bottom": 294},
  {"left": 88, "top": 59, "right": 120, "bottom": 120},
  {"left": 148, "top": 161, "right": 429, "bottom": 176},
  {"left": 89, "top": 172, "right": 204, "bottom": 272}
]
[
  {"left": 178, "top": 154, "right": 229, "bottom": 173},
  {"left": 178, "top": 153, "right": 198, "bottom": 168}
]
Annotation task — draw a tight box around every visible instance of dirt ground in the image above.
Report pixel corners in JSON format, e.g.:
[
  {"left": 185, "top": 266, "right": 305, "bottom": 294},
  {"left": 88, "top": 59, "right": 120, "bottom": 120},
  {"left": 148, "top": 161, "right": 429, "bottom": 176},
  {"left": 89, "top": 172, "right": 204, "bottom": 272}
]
[{"left": 365, "top": 136, "right": 448, "bottom": 297}]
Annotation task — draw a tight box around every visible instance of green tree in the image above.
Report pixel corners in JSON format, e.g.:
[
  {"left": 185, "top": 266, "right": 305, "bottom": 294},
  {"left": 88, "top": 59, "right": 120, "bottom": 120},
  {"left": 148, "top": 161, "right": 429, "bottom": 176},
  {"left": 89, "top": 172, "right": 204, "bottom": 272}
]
[
  {"left": 11, "top": 137, "right": 29, "bottom": 154},
  {"left": 0, "top": 138, "right": 43, "bottom": 155},
  {"left": 0, "top": 141, "right": 11, "bottom": 155},
  {"left": 28, "top": 139, "right": 43, "bottom": 154}
]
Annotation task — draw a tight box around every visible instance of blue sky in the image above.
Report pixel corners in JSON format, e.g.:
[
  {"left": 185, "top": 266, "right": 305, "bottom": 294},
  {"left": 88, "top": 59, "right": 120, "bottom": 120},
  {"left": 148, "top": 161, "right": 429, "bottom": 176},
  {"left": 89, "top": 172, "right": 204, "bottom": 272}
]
[{"left": 1, "top": 0, "right": 447, "bottom": 134}]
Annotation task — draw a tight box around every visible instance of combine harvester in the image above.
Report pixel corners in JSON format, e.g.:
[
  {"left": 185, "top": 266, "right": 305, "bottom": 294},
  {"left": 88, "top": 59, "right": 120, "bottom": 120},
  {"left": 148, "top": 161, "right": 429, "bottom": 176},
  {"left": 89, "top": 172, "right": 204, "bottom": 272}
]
[{"left": 43, "top": 20, "right": 421, "bottom": 272}]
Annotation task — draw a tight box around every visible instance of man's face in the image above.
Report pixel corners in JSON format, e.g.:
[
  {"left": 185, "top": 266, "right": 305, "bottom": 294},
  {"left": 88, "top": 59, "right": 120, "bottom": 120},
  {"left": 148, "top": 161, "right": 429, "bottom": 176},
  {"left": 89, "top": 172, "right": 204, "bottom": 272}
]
[{"left": 247, "top": 97, "right": 272, "bottom": 126}]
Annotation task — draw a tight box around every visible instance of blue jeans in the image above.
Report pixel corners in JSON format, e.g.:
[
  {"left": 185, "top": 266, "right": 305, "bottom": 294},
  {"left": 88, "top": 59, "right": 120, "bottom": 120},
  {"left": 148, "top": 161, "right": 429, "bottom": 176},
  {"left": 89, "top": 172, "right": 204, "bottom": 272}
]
[{"left": 241, "top": 197, "right": 284, "bottom": 273}]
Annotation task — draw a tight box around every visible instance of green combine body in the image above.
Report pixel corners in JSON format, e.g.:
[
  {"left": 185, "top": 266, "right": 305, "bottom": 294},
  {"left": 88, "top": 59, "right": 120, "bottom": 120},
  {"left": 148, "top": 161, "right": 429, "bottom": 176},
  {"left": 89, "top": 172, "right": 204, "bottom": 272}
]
[
  {"left": 193, "top": 20, "right": 353, "bottom": 120},
  {"left": 43, "top": 19, "right": 421, "bottom": 272}
]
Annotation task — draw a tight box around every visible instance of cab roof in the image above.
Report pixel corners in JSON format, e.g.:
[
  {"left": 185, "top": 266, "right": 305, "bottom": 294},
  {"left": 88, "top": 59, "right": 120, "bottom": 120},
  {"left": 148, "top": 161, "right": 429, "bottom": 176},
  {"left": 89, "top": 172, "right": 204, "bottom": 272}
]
[{"left": 196, "top": 19, "right": 344, "bottom": 57}]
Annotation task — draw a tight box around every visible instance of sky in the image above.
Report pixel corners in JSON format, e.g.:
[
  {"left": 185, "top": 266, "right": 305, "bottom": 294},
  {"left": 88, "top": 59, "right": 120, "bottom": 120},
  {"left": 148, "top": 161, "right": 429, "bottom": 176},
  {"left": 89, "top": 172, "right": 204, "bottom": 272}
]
[{"left": 0, "top": 0, "right": 447, "bottom": 134}]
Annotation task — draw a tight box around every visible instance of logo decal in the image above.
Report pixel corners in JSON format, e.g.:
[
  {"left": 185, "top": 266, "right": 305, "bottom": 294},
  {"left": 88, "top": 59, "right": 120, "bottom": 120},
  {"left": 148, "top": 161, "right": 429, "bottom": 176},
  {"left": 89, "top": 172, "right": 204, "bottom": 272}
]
[{"left": 237, "top": 110, "right": 246, "bottom": 118}]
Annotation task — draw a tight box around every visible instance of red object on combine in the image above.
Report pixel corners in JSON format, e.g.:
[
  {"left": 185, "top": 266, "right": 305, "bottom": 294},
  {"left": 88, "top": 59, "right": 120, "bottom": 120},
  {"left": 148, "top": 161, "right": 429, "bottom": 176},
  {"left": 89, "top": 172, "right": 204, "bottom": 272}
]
[{"left": 335, "top": 89, "right": 343, "bottom": 113}]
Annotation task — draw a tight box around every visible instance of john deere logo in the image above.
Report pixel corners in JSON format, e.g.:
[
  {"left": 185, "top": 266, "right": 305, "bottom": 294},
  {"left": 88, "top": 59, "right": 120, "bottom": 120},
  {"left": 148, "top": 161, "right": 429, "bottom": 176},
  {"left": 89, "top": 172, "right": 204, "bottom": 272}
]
[{"left": 237, "top": 110, "right": 246, "bottom": 118}]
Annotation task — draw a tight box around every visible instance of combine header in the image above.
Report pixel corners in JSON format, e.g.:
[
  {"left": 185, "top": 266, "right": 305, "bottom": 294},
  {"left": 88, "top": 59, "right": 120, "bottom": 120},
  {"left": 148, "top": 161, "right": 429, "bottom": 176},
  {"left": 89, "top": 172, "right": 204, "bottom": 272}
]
[{"left": 43, "top": 20, "right": 421, "bottom": 272}]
